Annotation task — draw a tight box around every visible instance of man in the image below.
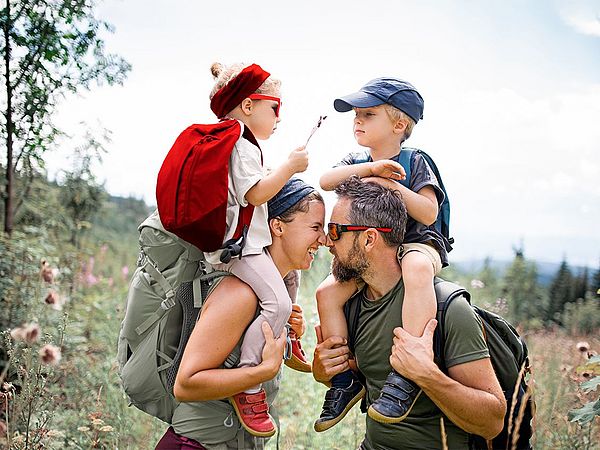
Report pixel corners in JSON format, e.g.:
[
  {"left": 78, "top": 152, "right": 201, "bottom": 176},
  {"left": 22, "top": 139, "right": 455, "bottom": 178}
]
[{"left": 313, "top": 176, "right": 506, "bottom": 449}]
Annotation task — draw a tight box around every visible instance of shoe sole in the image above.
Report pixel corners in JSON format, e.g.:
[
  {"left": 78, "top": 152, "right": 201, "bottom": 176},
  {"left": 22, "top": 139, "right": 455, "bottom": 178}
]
[
  {"left": 366, "top": 390, "right": 423, "bottom": 424},
  {"left": 228, "top": 398, "right": 277, "bottom": 438},
  {"left": 313, "top": 386, "right": 366, "bottom": 432},
  {"left": 284, "top": 355, "right": 312, "bottom": 373}
]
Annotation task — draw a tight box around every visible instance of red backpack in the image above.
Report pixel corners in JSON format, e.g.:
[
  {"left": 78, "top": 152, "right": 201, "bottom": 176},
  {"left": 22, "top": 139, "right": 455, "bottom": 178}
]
[{"left": 156, "top": 120, "right": 257, "bottom": 262}]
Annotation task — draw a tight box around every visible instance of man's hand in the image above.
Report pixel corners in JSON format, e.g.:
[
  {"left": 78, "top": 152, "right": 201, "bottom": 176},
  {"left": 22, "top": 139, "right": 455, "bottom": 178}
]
[
  {"left": 369, "top": 160, "right": 406, "bottom": 180},
  {"left": 389, "top": 319, "right": 439, "bottom": 384},
  {"left": 288, "top": 304, "right": 306, "bottom": 337},
  {"left": 312, "top": 325, "right": 351, "bottom": 384}
]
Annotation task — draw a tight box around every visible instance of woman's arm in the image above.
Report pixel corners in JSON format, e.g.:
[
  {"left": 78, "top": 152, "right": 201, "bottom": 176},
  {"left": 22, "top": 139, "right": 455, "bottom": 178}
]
[{"left": 174, "top": 277, "right": 286, "bottom": 401}]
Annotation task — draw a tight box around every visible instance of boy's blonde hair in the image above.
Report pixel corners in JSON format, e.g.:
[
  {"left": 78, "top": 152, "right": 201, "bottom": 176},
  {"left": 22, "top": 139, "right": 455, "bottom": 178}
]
[
  {"left": 208, "top": 62, "right": 281, "bottom": 100},
  {"left": 383, "top": 104, "right": 416, "bottom": 143}
]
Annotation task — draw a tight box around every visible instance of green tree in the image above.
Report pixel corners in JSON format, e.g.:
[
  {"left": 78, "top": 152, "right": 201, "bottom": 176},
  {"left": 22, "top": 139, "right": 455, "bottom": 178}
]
[
  {"left": 59, "top": 128, "right": 107, "bottom": 248},
  {"left": 547, "top": 258, "right": 574, "bottom": 323},
  {"left": 501, "top": 248, "right": 544, "bottom": 325},
  {"left": 1, "top": 0, "right": 130, "bottom": 234},
  {"left": 592, "top": 260, "right": 600, "bottom": 297},
  {"left": 572, "top": 267, "right": 589, "bottom": 301}
]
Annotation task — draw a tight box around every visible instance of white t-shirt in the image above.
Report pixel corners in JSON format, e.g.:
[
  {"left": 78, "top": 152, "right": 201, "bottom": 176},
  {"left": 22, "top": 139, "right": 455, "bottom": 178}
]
[{"left": 204, "top": 123, "right": 271, "bottom": 265}]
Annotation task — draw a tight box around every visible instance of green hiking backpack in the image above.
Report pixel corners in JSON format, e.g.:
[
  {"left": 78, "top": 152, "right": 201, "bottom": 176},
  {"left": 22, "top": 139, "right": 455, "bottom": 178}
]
[
  {"left": 344, "top": 278, "right": 535, "bottom": 450},
  {"left": 117, "top": 210, "right": 235, "bottom": 423}
]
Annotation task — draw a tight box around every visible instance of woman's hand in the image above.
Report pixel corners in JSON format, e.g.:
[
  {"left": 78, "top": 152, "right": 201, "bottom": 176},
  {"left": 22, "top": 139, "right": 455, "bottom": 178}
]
[
  {"left": 260, "top": 322, "right": 287, "bottom": 378},
  {"left": 288, "top": 304, "right": 306, "bottom": 337}
]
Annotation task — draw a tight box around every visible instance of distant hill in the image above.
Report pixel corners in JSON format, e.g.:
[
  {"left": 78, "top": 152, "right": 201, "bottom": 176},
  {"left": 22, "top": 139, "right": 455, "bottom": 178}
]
[{"left": 451, "top": 258, "right": 593, "bottom": 286}]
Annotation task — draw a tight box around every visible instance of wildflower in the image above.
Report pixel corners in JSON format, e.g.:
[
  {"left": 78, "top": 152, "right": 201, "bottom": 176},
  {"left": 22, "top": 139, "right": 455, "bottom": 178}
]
[
  {"left": 576, "top": 341, "right": 590, "bottom": 353},
  {"left": 10, "top": 327, "right": 26, "bottom": 342},
  {"left": 470, "top": 279, "right": 485, "bottom": 289},
  {"left": 77, "top": 426, "right": 90, "bottom": 432},
  {"left": 99, "top": 425, "right": 114, "bottom": 432},
  {"left": 44, "top": 290, "right": 63, "bottom": 311},
  {"left": 38, "top": 344, "right": 61, "bottom": 365},
  {"left": 46, "top": 429, "right": 65, "bottom": 438},
  {"left": 121, "top": 265, "right": 129, "bottom": 279},
  {"left": 91, "top": 418, "right": 105, "bottom": 426},
  {"left": 24, "top": 323, "right": 40, "bottom": 344},
  {"left": 40, "top": 259, "right": 54, "bottom": 283}
]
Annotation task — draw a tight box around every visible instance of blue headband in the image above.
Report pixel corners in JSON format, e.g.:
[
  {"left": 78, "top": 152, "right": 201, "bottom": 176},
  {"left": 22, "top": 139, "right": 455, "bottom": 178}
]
[{"left": 268, "top": 178, "right": 315, "bottom": 219}]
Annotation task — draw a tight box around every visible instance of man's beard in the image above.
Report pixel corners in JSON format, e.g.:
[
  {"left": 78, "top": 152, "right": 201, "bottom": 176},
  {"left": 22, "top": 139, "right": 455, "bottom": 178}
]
[{"left": 331, "top": 235, "right": 369, "bottom": 282}]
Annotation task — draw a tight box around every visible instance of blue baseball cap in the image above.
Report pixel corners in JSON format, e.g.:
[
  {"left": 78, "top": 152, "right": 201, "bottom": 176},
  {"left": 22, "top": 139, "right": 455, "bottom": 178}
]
[{"left": 334, "top": 77, "right": 424, "bottom": 123}]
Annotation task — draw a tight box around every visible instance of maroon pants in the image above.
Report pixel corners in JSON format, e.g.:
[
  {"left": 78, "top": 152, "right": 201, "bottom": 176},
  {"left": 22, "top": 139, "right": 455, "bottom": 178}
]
[{"left": 155, "top": 427, "right": 207, "bottom": 450}]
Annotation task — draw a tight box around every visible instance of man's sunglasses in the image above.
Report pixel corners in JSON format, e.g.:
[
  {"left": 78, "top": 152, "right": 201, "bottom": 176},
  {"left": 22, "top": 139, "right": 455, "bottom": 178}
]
[
  {"left": 327, "top": 222, "right": 393, "bottom": 241},
  {"left": 248, "top": 94, "right": 281, "bottom": 118}
]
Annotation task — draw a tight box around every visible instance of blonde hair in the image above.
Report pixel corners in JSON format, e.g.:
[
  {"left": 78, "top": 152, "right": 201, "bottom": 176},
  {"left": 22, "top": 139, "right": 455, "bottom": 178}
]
[
  {"left": 208, "top": 62, "right": 281, "bottom": 101},
  {"left": 383, "top": 104, "right": 416, "bottom": 143}
]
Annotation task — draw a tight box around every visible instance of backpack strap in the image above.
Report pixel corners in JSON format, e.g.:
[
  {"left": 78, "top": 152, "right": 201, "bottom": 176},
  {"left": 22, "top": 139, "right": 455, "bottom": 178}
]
[
  {"left": 395, "top": 148, "right": 414, "bottom": 190},
  {"left": 432, "top": 278, "right": 471, "bottom": 372},
  {"left": 134, "top": 254, "right": 178, "bottom": 336}
]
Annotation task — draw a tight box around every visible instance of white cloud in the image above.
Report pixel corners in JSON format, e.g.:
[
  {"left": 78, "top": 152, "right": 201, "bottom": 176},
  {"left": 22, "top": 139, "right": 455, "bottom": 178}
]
[{"left": 557, "top": 0, "right": 600, "bottom": 37}]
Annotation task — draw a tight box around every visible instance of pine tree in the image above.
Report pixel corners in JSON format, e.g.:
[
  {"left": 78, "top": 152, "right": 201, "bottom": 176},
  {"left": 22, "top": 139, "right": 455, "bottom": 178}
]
[
  {"left": 547, "top": 258, "right": 574, "bottom": 323},
  {"left": 502, "top": 248, "right": 544, "bottom": 324},
  {"left": 572, "top": 267, "right": 589, "bottom": 300},
  {"left": 592, "top": 260, "right": 600, "bottom": 297}
]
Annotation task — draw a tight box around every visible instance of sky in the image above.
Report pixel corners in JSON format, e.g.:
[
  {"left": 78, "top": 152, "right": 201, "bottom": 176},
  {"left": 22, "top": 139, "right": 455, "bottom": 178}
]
[{"left": 48, "top": 0, "right": 600, "bottom": 267}]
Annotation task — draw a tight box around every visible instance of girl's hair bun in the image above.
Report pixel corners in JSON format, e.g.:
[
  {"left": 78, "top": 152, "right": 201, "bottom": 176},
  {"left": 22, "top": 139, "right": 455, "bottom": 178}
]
[{"left": 210, "top": 62, "right": 224, "bottom": 79}]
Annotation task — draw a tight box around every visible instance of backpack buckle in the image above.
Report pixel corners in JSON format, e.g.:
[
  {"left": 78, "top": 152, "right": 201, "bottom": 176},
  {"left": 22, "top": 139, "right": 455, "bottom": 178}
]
[
  {"left": 136, "top": 249, "right": 148, "bottom": 268},
  {"left": 161, "top": 292, "right": 176, "bottom": 310}
]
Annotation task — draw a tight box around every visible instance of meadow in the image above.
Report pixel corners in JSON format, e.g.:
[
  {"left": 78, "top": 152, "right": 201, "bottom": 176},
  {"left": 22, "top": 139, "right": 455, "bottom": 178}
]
[{"left": 1, "top": 228, "right": 598, "bottom": 449}]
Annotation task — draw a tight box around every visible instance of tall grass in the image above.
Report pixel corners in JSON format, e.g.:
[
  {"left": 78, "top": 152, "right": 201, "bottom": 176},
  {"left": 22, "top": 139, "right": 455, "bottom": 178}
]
[{"left": 2, "top": 242, "right": 598, "bottom": 449}]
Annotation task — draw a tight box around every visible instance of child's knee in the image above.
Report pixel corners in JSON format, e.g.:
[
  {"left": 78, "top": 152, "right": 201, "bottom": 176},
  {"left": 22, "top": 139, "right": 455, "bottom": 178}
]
[{"left": 401, "top": 252, "right": 435, "bottom": 284}]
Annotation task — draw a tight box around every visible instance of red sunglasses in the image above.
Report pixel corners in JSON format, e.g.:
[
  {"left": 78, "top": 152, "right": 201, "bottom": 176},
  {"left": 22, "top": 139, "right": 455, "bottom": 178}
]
[
  {"left": 248, "top": 94, "right": 281, "bottom": 118},
  {"left": 327, "top": 223, "right": 393, "bottom": 241}
]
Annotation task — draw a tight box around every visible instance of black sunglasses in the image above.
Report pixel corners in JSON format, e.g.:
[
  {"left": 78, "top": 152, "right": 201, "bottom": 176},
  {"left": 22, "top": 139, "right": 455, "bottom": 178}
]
[{"left": 327, "top": 222, "right": 393, "bottom": 241}]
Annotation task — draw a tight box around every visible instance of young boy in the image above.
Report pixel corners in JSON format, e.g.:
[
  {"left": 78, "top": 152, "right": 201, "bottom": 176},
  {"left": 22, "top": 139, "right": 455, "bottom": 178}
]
[{"left": 314, "top": 77, "right": 450, "bottom": 431}]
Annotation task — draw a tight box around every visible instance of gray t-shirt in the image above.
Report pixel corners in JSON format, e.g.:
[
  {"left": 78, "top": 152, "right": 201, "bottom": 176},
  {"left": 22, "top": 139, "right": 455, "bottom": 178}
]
[
  {"left": 354, "top": 279, "right": 489, "bottom": 450},
  {"left": 335, "top": 149, "right": 449, "bottom": 266}
]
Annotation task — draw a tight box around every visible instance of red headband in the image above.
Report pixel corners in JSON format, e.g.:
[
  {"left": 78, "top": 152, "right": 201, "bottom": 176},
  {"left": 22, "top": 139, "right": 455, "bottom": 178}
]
[{"left": 210, "top": 64, "right": 271, "bottom": 119}]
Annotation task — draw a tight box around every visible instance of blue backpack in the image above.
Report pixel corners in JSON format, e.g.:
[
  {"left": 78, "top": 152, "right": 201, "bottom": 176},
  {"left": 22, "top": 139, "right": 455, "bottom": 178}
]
[{"left": 353, "top": 148, "right": 453, "bottom": 251}]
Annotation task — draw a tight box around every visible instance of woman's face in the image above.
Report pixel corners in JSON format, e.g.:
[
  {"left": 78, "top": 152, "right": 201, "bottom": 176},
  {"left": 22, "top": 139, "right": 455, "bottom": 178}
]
[{"left": 279, "top": 201, "right": 327, "bottom": 271}]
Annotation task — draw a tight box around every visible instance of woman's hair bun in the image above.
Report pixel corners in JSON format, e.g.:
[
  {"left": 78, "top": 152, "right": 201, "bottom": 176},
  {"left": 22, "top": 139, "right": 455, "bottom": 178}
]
[{"left": 210, "top": 62, "right": 223, "bottom": 79}]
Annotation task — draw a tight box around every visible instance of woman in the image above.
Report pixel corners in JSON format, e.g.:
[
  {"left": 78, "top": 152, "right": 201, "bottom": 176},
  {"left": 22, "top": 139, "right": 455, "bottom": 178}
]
[{"left": 156, "top": 178, "right": 327, "bottom": 449}]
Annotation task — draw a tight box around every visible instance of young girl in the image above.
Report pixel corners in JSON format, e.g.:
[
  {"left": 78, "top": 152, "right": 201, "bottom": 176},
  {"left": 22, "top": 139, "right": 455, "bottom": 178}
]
[{"left": 202, "top": 62, "right": 310, "bottom": 437}]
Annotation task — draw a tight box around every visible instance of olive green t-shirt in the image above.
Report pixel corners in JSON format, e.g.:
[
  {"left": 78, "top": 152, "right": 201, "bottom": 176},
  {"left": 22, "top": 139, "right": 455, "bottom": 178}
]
[{"left": 355, "top": 279, "right": 489, "bottom": 450}]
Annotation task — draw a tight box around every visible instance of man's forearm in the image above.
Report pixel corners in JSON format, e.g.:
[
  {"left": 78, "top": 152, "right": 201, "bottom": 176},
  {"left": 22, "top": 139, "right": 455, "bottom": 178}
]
[{"left": 418, "top": 366, "right": 505, "bottom": 439}]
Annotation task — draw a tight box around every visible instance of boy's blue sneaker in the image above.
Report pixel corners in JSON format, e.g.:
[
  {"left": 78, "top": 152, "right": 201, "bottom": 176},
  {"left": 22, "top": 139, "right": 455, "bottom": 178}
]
[
  {"left": 367, "top": 370, "right": 421, "bottom": 423},
  {"left": 314, "top": 373, "right": 365, "bottom": 432}
]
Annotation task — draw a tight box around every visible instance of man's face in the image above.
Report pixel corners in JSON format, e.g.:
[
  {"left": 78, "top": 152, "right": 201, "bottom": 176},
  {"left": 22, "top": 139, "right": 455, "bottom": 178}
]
[{"left": 328, "top": 199, "right": 370, "bottom": 282}]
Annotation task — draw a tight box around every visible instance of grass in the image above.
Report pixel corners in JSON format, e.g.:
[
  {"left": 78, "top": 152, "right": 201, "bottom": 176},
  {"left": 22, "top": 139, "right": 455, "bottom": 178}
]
[{"left": 2, "top": 246, "right": 598, "bottom": 449}]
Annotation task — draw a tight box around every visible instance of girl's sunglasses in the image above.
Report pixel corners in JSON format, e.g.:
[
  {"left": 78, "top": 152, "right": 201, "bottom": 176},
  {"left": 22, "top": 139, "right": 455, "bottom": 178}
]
[
  {"left": 327, "top": 222, "right": 393, "bottom": 241},
  {"left": 248, "top": 94, "right": 281, "bottom": 118}
]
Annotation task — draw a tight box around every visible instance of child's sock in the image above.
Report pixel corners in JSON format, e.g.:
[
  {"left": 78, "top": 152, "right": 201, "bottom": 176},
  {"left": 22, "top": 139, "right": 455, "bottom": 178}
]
[{"left": 331, "top": 370, "right": 353, "bottom": 389}]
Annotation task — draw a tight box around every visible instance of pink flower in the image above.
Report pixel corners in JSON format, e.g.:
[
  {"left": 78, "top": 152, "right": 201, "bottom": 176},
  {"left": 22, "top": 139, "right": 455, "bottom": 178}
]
[
  {"left": 10, "top": 327, "right": 26, "bottom": 342},
  {"left": 24, "top": 323, "right": 40, "bottom": 344},
  {"left": 39, "top": 344, "right": 62, "bottom": 366},
  {"left": 45, "top": 290, "right": 58, "bottom": 304},
  {"left": 40, "top": 259, "right": 54, "bottom": 283},
  {"left": 121, "top": 266, "right": 129, "bottom": 279}
]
